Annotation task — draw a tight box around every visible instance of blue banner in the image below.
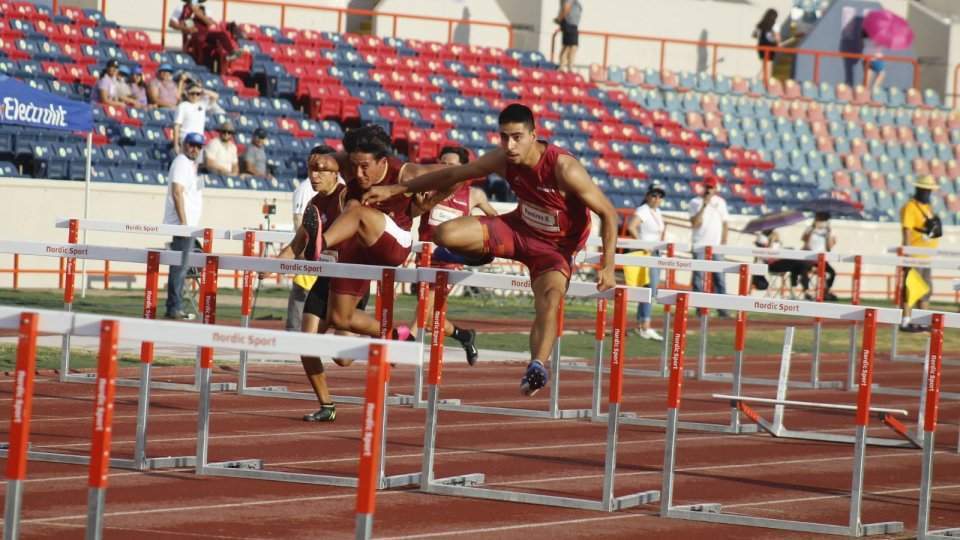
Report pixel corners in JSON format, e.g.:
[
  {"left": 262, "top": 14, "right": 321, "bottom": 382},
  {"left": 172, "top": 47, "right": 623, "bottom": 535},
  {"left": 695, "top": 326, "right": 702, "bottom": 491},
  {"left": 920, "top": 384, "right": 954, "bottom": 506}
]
[{"left": 0, "top": 75, "right": 93, "bottom": 133}]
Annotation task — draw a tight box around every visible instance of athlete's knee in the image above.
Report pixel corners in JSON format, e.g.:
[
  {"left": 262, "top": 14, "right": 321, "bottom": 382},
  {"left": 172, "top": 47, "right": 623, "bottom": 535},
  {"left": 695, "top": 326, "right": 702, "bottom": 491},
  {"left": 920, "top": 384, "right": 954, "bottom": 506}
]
[
  {"left": 432, "top": 221, "right": 456, "bottom": 246},
  {"left": 333, "top": 358, "right": 354, "bottom": 367},
  {"left": 329, "top": 306, "right": 354, "bottom": 331}
]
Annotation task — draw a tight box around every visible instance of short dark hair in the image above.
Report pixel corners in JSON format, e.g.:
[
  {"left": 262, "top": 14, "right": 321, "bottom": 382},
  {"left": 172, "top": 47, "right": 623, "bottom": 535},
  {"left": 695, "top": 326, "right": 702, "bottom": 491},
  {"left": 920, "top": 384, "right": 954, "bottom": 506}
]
[
  {"left": 438, "top": 146, "right": 470, "bottom": 165},
  {"left": 343, "top": 124, "right": 393, "bottom": 159},
  {"left": 309, "top": 144, "right": 337, "bottom": 156},
  {"left": 498, "top": 104, "right": 535, "bottom": 131}
]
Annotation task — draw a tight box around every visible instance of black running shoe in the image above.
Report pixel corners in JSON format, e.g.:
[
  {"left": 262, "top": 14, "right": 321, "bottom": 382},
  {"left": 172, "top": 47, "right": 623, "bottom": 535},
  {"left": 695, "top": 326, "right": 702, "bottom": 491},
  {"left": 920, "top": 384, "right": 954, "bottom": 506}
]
[
  {"left": 302, "top": 204, "right": 323, "bottom": 261},
  {"left": 458, "top": 328, "right": 478, "bottom": 366},
  {"left": 303, "top": 404, "right": 336, "bottom": 422}
]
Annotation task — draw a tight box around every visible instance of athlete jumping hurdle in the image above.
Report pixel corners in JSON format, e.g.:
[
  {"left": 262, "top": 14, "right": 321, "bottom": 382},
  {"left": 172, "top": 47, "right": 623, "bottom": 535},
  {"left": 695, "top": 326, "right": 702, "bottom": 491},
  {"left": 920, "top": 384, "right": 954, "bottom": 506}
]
[{"left": 364, "top": 104, "right": 619, "bottom": 396}]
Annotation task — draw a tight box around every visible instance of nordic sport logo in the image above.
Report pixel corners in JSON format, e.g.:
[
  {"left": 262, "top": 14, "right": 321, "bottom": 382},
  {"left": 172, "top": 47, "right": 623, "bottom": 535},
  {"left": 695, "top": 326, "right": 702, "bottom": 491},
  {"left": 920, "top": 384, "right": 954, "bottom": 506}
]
[{"left": 0, "top": 96, "right": 69, "bottom": 129}]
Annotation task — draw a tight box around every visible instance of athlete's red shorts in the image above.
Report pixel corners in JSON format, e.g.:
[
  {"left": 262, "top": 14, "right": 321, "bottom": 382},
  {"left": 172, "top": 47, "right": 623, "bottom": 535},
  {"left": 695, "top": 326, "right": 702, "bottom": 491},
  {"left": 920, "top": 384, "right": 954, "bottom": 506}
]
[
  {"left": 478, "top": 210, "right": 583, "bottom": 280},
  {"left": 330, "top": 218, "right": 412, "bottom": 297}
]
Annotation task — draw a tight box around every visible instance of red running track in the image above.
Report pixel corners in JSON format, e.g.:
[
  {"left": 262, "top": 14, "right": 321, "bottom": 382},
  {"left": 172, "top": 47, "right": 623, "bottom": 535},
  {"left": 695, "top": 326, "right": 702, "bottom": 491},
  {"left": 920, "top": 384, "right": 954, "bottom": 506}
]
[{"left": 0, "top": 344, "right": 958, "bottom": 539}]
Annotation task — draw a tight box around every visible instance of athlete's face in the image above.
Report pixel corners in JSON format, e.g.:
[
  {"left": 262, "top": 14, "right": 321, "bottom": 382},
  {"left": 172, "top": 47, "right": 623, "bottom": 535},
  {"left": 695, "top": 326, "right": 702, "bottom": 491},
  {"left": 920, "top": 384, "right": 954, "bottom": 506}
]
[
  {"left": 438, "top": 152, "right": 462, "bottom": 166},
  {"left": 308, "top": 154, "right": 339, "bottom": 194},
  {"left": 499, "top": 123, "right": 536, "bottom": 164},
  {"left": 349, "top": 152, "right": 388, "bottom": 190}
]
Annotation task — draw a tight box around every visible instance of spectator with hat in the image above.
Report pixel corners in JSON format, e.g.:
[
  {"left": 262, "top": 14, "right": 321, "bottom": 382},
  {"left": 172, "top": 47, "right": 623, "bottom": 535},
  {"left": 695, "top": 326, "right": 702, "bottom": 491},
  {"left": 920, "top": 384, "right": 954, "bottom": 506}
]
[
  {"left": 242, "top": 128, "right": 274, "bottom": 180},
  {"left": 125, "top": 65, "right": 148, "bottom": 109},
  {"left": 204, "top": 120, "right": 239, "bottom": 176},
  {"left": 162, "top": 132, "right": 206, "bottom": 320},
  {"left": 627, "top": 183, "right": 667, "bottom": 340},
  {"left": 900, "top": 174, "right": 942, "bottom": 331},
  {"left": 91, "top": 59, "right": 124, "bottom": 107},
  {"left": 148, "top": 64, "right": 179, "bottom": 109},
  {"left": 689, "top": 176, "right": 730, "bottom": 317}
]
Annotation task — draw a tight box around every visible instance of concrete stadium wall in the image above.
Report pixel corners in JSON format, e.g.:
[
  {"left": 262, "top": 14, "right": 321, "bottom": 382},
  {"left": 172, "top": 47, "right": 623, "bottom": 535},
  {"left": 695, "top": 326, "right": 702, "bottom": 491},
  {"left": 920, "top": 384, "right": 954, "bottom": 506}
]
[{"left": 4, "top": 177, "right": 959, "bottom": 302}]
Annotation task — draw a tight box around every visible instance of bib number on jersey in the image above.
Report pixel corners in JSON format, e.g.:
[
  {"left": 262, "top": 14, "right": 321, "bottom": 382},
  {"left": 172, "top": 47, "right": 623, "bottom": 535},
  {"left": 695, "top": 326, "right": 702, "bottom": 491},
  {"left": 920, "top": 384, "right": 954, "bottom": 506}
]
[
  {"left": 521, "top": 202, "right": 561, "bottom": 233},
  {"left": 428, "top": 204, "right": 463, "bottom": 226}
]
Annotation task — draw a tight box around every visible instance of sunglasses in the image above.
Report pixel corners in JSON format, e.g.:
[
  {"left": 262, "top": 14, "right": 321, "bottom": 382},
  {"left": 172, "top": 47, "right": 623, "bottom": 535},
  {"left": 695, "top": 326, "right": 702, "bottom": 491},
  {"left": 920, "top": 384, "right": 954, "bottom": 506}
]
[
  {"left": 221, "top": 130, "right": 234, "bottom": 134},
  {"left": 188, "top": 92, "right": 203, "bottom": 97}
]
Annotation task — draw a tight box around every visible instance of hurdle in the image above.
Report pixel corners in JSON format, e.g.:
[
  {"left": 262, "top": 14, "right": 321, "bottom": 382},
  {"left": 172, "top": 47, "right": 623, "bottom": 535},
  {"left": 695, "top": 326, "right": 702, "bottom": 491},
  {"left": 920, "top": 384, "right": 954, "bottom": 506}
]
[
  {"left": 418, "top": 275, "right": 660, "bottom": 512},
  {"left": 704, "top": 244, "right": 847, "bottom": 390},
  {"left": 0, "top": 238, "right": 235, "bottom": 394},
  {"left": 52, "top": 218, "right": 239, "bottom": 392},
  {"left": 913, "top": 309, "right": 959, "bottom": 539},
  {"left": 658, "top": 290, "right": 906, "bottom": 536}
]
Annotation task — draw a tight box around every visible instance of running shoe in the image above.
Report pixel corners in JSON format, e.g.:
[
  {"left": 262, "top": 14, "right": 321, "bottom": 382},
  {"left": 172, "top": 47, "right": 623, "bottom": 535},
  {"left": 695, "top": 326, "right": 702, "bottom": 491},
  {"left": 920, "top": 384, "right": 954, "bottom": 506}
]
[
  {"left": 640, "top": 328, "right": 664, "bottom": 342},
  {"left": 457, "top": 328, "right": 479, "bottom": 366},
  {"left": 520, "top": 360, "right": 548, "bottom": 397},
  {"left": 303, "top": 404, "right": 336, "bottom": 422},
  {"left": 432, "top": 246, "right": 494, "bottom": 267},
  {"left": 302, "top": 204, "right": 323, "bottom": 261}
]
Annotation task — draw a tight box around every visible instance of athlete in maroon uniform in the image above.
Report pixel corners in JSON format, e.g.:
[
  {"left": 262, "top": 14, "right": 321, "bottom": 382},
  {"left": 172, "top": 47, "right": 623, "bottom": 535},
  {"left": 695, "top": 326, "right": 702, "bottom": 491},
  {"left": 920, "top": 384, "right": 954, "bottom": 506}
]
[
  {"left": 364, "top": 104, "right": 618, "bottom": 396},
  {"left": 399, "top": 146, "right": 498, "bottom": 365},
  {"left": 304, "top": 125, "right": 455, "bottom": 339},
  {"left": 273, "top": 148, "right": 363, "bottom": 422}
]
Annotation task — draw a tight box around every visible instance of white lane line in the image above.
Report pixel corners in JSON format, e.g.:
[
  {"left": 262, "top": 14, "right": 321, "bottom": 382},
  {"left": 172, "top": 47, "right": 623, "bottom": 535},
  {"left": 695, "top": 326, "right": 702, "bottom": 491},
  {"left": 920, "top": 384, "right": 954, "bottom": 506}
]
[{"left": 36, "top": 520, "right": 247, "bottom": 539}]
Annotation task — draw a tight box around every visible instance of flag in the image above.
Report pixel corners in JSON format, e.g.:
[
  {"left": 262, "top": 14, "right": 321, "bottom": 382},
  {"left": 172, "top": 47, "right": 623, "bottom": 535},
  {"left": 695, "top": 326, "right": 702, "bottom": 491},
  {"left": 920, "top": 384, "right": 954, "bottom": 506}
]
[{"left": 905, "top": 268, "right": 930, "bottom": 308}]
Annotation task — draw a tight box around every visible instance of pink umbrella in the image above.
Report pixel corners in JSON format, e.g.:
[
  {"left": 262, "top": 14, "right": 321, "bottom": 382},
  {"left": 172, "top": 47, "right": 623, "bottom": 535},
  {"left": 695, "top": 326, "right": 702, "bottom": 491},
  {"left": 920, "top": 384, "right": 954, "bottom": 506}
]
[{"left": 863, "top": 9, "right": 914, "bottom": 50}]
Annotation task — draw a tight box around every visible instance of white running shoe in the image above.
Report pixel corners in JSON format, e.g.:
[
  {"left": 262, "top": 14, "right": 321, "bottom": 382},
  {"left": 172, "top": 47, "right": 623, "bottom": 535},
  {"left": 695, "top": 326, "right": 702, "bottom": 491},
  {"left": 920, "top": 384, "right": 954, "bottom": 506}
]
[{"left": 641, "top": 328, "right": 664, "bottom": 341}]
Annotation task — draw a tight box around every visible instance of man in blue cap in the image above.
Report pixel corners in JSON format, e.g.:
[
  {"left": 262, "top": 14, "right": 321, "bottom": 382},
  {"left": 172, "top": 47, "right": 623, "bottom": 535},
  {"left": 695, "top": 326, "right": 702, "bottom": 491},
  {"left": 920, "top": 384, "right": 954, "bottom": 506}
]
[
  {"left": 163, "top": 131, "right": 206, "bottom": 319},
  {"left": 148, "top": 63, "right": 179, "bottom": 109}
]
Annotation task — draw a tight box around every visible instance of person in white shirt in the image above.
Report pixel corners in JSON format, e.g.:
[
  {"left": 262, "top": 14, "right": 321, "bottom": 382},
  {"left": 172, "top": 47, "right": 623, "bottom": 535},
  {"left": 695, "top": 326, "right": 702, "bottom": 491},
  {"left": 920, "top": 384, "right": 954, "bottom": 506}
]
[
  {"left": 203, "top": 120, "right": 238, "bottom": 176},
  {"left": 172, "top": 83, "right": 208, "bottom": 154},
  {"left": 285, "top": 144, "right": 340, "bottom": 332},
  {"left": 163, "top": 132, "right": 205, "bottom": 319},
  {"left": 689, "top": 177, "right": 730, "bottom": 317},
  {"left": 627, "top": 184, "right": 666, "bottom": 340},
  {"left": 801, "top": 211, "right": 838, "bottom": 301}
]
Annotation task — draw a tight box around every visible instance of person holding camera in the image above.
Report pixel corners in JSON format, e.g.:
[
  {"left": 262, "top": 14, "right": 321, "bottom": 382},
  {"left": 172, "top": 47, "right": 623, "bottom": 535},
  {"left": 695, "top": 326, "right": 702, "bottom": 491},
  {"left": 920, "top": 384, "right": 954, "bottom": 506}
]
[
  {"left": 689, "top": 177, "right": 730, "bottom": 318},
  {"left": 800, "top": 212, "right": 838, "bottom": 301},
  {"left": 900, "top": 175, "right": 942, "bottom": 332}
]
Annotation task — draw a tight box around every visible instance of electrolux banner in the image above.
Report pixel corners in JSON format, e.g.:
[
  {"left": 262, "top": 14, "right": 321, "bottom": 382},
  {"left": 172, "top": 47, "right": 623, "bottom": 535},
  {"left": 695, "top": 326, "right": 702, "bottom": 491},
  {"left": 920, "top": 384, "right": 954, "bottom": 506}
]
[{"left": 0, "top": 76, "right": 93, "bottom": 133}]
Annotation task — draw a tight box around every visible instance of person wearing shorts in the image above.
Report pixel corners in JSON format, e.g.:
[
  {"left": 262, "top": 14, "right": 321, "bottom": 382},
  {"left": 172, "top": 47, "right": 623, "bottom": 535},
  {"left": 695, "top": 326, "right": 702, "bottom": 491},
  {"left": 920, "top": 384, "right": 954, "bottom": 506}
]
[
  {"left": 303, "top": 125, "right": 454, "bottom": 341},
  {"left": 271, "top": 149, "right": 366, "bottom": 422},
  {"left": 363, "top": 104, "right": 619, "bottom": 397},
  {"left": 554, "top": 0, "right": 582, "bottom": 72},
  {"left": 396, "top": 146, "right": 498, "bottom": 365}
]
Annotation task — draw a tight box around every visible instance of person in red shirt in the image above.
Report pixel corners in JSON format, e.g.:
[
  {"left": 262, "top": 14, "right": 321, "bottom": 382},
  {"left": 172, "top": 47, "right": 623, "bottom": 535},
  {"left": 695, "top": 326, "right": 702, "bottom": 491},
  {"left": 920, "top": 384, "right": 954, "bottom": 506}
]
[
  {"left": 302, "top": 125, "right": 454, "bottom": 341},
  {"left": 395, "top": 146, "right": 498, "bottom": 366},
  {"left": 364, "top": 104, "right": 618, "bottom": 396},
  {"left": 271, "top": 147, "right": 368, "bottom": 422}
]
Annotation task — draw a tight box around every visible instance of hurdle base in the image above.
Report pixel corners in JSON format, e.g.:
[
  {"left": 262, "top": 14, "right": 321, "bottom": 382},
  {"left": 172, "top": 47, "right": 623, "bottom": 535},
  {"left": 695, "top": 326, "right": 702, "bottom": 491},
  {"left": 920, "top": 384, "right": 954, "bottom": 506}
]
[
  {"left": 238, "top": 385, "right": 420, "bottom": 406},
  {"left": 926, "top": 527, "right": 960, "bottom": 538},
  {"left": 698, "top": 371, "right": 845, "bottom": 390},
  {"left": 871, "top": 384, "right": 960, "bottom": 401},
  {"left": 738, "top": 410, "right": 919, "bottom": 448},
  {"left": 565, "top": 363, "right": 672, "bottom": 379},
  {"left": 63, "top": 372, "right": 236, "bottom": 392},
  {"left": 436, "top": 402, "right": 593, "bottom": 419},
  {"left": 665, "top": 504, "right": 903, "bottom": 536},
  {"left": 0, "top": 446, "right": 195, "bottom": 471},
  {"left": 426, "top": 482, "right": 658, "bottom": 512},
  {"left": 393, "top": 394, "right": 462, "bottom": 408},
  {"left": 589, "top": 413, "right": 758, "bottom": 434}
]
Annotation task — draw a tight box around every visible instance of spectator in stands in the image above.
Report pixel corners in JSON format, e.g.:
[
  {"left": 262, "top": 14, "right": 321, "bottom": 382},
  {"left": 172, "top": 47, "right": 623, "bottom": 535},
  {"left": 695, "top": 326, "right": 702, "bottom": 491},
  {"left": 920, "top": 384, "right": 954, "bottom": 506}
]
[
  {"left": 148, "top": 64, "right": 179, "bottom": 109},
  {"left": 91, "top": 59, "right": 124, "bottom": 108},
  {"left": 689, "top": 177, "right": 730, "bottom": 317},
  {"left": 754, "top": 229, "right": 806, "bottom": 298},
  {"left": 627, "top": 184, "right": 666, "bottom": 341},
  {"left": 203, "top": 120, "right": 239, "bottom": 176},
  {"left": 900, "top": 175, "right": 942, "bottom": 332},
  {"left": 242, "top": 128, "right": 275, "bottom": 180},
  {"left": 800, "top": 212, "right": 838, "bottom": 301},
  {"left": 126, "top": 66, "right": 149, "bottom": 109},
  {"left": 162, "top": 132, "right": 205, "bottom": 320},
  {"left": 173, "top": 82, "right": 207, "bottom": 154},
  {"left": 862, "top": 30, "right": 885, "bottom": 89},
  {"left": 554, "top": 0, "right": 582, "bottom": 72},
  {"left": 285, "top": 144, "right": 337, "bottom": 333},
  {"left": 752, "top": 8, "right": 780, "bottom": 71},
  {"left": 168, "top": 0, "right": 203, "bottom": 53}
]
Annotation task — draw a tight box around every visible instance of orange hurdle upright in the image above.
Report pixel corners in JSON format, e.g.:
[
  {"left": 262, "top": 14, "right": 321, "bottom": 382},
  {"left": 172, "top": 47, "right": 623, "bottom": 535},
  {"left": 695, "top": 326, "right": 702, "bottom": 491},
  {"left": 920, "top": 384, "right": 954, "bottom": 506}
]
[{"left": 2, "top": 313, "right": 39, "bottom": 540}]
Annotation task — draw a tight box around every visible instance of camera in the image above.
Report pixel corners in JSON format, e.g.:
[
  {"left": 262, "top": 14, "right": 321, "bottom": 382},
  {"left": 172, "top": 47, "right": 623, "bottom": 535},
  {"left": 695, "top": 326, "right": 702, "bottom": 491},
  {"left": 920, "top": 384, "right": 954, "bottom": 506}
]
[{"left": 262, "top": 199, "right": 277, "bottom": 216}]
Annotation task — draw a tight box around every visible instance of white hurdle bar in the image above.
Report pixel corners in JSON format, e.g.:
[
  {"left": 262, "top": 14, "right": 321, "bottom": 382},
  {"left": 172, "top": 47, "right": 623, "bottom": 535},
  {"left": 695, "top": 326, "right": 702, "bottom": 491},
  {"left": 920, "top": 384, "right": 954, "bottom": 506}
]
[
  {"left": 912, "top": 309, "right": 960, "bottom": 539},
  {"left": 419, "top": 277, "right": 660, "bottom": 512},
  {"left": 705, "top": 244, "right": 849, "bottom": 389},
  {"left": 0, "top": 239, "right": 236, "bottom": 394},
  {"left": 580, "top": 253, "right": 768, "bottom": 434},
  {"left": 658, "top": 290, "right": 905, "bottom": 536}
]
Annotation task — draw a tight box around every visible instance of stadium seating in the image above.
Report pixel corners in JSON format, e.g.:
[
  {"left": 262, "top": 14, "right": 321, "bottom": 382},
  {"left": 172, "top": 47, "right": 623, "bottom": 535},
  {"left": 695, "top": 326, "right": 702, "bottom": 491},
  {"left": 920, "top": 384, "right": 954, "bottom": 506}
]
[{"left": 0, "top": 1, "right": 953, "bottom": 225}]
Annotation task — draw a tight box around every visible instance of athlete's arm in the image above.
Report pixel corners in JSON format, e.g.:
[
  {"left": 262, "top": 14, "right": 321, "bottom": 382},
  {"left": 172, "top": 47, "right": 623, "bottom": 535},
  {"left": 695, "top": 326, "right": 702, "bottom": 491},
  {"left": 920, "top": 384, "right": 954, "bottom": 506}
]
[
  {"left": 362, "top": 150, "right": 504, "bottom": 205},
  {"left": 171, "top": 183, "right": 188, "bottom": 225},
  {"left": 554, "top": 155, "right": 618, "bottom": 291},
  {"left": 470, "top": 187, "right": 498, "bottom": 216}
]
